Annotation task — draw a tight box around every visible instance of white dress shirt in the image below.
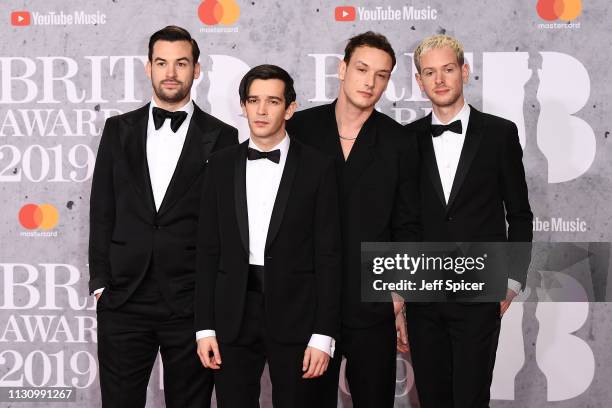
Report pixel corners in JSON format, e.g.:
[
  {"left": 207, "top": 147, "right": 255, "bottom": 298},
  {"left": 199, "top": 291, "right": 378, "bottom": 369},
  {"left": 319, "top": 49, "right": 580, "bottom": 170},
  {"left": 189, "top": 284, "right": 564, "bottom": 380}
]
[
  {"left": 92, "top": 99, "right": 194, "bottom": 296},
  {"left": 196, "top": 134, "right": 335, "bottom": 356},
  {"left": 147, "top": 99, "right": 194, "bottom": 210},
  {"left": 431, "top": 100, "right": 521, "bottom": 294},
  {"left": 246, "top": 136, "right": 289, "bottom": 266}
]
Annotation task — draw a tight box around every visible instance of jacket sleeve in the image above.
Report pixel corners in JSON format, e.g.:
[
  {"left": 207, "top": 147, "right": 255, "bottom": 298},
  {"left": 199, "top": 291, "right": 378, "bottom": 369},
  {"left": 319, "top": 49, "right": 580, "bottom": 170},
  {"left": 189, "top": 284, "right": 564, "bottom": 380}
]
[
  {"left": 88, "top": 118, "right": 117, "bottom": 294},
  {"left": 500, "top": 121, "right": 533, "bottom": 286},
  {"left": 312, "top": 157, "right": 343, "bottom": 339},
  {"left": 392, "top": 131, "right": 422, "bottom": 243},
  {"left": 194, "top": 159, "right": 221, "bottom": 331}
]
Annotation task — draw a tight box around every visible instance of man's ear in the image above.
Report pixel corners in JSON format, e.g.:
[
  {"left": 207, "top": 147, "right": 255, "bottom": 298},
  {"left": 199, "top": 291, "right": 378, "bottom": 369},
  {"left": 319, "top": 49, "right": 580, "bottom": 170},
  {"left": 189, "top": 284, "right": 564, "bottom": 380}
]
[
  {"left": 461, "top": 63, "right": 470, "bottom": 84},
  {"left": 284, "top": 101, "right": 298, "bottom": 121},
  {"left": 145, "top": 61, "right": 152, "bottom": 80},
  {"left": 338, "top": 60, "right": 347, "bottom": 81},
  {"left": 415, "top": 72, "right": 425, "bottom": 92},
  {"left": 194, "top": 61, "right": 201, "bottom": 80}
]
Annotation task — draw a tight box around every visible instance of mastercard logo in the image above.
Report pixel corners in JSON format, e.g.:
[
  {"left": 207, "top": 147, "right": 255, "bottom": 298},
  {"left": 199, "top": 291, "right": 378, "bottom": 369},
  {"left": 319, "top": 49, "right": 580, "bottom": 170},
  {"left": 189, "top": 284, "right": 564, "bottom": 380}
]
[
  {"left": 537, "top": 0, "right": 582, "bottom": 21},
  {"left": 198, "top": 0, "right": 240, "bottom": 26},
  {"left": 18, "top": 203, "right": 59, "bottom": 230}
]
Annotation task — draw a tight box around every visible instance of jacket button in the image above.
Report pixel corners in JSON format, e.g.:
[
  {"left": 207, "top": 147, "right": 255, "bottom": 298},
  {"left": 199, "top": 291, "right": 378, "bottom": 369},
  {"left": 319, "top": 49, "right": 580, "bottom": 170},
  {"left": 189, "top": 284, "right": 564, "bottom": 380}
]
[
  {"left": 446, "top": 216, "right": 453, "bottom": 221},
  {"left": 154, "top": 224, "right": 160, "bottom": 230}
]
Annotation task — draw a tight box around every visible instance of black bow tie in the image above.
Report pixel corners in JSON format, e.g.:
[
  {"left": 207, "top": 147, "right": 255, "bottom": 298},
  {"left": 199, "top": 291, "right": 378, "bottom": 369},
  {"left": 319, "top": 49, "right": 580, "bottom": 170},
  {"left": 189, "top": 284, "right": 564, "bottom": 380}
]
[
  {"left": 152, "top": 107, "right": 188, "bottom": 132},
  {"left": 247, "top": 147, "right": 281, "bottom": 164},
  {"left": 431, "top": 120, "right": 462, "bottom": 137}
]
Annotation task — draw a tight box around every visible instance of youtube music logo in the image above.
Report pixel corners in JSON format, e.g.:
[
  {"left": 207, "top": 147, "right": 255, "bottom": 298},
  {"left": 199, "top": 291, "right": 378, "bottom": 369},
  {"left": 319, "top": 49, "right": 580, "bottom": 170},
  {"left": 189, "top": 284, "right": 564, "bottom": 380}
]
[
  {"left": 11, "top": 11, "right": 31, "bottom": 26},
  {"left": 335, "top": 6, "right": 356, "bottom": 21}
]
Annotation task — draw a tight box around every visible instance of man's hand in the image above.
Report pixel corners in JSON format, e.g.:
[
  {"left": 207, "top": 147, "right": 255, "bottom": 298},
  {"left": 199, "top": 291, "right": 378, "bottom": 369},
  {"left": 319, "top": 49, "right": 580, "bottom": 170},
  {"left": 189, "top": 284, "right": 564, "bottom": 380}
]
[
  {"left": 302, "top": 346, "right": 330, "bottom": 379},
  {"left": 395, "top": 309, "right": 409, "bottom": 353},
  {"left": 94, "top": 293, "right": 102, "bottom": 301},
  {"left": 500, "top": 288, "right": 518, "bottom": 317},
  {"left": 392, "top": 293, "right": 409, "bottom": 352},
  {"left": 197, "top": 337, "right": 222, "bottom": 369},
  {"left": 392, "top": 294, "right": 404, "bottom": 316}
]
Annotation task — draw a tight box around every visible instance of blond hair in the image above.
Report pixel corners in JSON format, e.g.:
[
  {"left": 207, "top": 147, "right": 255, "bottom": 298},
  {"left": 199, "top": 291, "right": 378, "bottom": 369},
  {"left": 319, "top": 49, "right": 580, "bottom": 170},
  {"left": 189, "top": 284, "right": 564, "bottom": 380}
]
[{"left": 413, "top": 35, "right": 464, "bottom": 73}]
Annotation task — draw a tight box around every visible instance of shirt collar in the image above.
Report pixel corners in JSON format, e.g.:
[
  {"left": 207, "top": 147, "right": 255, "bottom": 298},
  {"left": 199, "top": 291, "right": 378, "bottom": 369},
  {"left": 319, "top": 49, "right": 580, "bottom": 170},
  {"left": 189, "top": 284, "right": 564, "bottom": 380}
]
[
  {"left": 248, "top": 132, "right": 290, "bottom": 159},
  {"left": 150, "top": 98, "right": 195, "bottom": 116},
  {"left": 431, "top": 99, "right": 470, "bottom": 134}
]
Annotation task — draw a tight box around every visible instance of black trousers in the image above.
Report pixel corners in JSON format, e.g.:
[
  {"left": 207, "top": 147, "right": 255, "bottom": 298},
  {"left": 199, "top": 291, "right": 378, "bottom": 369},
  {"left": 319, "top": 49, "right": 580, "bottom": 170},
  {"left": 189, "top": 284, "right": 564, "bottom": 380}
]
[
  {"left": 96, "top": 278, "right": 213, "bottom": 408},
  {"left": 405, "top": 303, "right": 501, "bottom": 408},
  {"left": 319, "top": 318, "right": 398, "bottom": 408},
  {"left": 214, "top": 291, "right": 327, "bottom": 408}
]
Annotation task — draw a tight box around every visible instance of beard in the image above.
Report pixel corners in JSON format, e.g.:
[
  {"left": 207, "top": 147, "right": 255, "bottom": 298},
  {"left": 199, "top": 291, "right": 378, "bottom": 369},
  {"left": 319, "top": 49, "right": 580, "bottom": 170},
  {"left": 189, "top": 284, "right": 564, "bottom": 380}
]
[{"left": 152, "top": 78, "right": 193, "bottom": 104}]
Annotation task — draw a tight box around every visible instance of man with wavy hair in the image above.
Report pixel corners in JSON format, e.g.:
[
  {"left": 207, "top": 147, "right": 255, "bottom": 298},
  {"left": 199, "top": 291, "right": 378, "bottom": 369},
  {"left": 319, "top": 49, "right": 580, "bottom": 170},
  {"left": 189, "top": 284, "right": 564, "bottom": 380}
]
[
  {"left": 288, "top": 32, "right": 420, "bottom": 407},
  {"left": 89, "top": 26, "right": 237, "bottom": 407}
]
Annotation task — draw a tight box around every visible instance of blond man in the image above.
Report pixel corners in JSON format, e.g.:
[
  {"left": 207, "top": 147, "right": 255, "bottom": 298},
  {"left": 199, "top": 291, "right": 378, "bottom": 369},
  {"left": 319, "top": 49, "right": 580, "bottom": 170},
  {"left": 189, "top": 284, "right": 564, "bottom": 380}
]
[{"left": 404, "top": 35, "right": 532, "bottom": 407}]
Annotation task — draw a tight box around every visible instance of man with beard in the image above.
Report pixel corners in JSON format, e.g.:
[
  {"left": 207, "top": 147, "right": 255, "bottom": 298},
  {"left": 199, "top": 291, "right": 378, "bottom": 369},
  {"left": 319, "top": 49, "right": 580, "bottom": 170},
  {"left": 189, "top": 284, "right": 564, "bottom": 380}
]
[
  {"left": 286, "top": 32, "right": 420, "bottom": 407},
  {"left": 404, "top": 34, "right": 532, "bottom": 407},
  {"left": 88, "top": 26, "right": 237, "bottom": 407}
]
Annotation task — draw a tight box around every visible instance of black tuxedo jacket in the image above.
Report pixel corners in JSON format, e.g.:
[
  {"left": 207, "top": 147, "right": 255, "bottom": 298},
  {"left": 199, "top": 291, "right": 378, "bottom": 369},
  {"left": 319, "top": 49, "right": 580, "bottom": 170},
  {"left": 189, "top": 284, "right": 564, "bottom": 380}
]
[
  {"left": 194, "top": 139, "right": 342, "bottom": 344},
  {"left": 88, "top": 103, "right": 238, "bottom": 314},
  {"left": 287, "top": 101, "right": 420, "bottom": 328},
  {"left": 405, "top": 106, "right": 533, "bottom": 286}
]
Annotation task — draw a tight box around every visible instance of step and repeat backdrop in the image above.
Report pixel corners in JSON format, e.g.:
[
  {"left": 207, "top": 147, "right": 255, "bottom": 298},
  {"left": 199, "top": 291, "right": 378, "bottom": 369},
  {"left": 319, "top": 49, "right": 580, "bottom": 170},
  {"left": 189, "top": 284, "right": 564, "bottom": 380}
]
[{"left": 1, "top": 0, "right": 611, "bottom": 407}]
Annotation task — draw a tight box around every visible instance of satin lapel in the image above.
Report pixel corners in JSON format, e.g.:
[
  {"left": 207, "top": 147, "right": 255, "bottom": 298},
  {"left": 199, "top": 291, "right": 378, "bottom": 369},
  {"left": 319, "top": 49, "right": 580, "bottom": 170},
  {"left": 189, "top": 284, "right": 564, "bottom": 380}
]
[
  {"left": 324, "top": 101, "right": 345, "bottom": 162},
  {"left": 265, "top": 141, "right": 299, "bottom": 253},
  {"left": 157, "top": 105, "right": 220, "bottom": 217},
  {"left": 320, "top": 102, "right": 346, "bottom": 198},
  {"left": 446, "top": 106, "right": 484, "bottom": 213},
  {"left": 419, "top": 113, "right": 446, "bottom": 206},
  {"left": 122, "top": 103, "right": 156, "bottom": 214},
  {"left": 234, "top": 142, "right": 249, "bottom": 257},
  {"left": 342, "top": 112, "right": 376, "bottom": 196}
]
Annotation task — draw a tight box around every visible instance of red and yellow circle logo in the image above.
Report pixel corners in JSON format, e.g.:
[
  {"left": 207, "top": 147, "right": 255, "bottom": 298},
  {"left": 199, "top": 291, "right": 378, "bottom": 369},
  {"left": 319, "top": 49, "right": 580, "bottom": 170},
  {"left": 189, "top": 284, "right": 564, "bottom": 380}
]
[
  {"left": 198, "top": 0, "right": 240, "bottom": 26},
  {"left": 18, "top": 204, "right": 59, "bottom": 230},
  {"left": 537, "top": 0, "right": 582, "bottom": 21}
]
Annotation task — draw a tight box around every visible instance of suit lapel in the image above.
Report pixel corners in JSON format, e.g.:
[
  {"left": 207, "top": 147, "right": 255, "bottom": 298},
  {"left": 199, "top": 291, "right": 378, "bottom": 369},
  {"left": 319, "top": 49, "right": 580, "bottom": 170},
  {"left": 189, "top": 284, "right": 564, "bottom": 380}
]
[
  {"left": 419, "top": 113, "right": 446, "bottom": 207},
  {"left": 157, "top": 104, "right": 220, "bottom": 216},
  {"left": 323, "top": 101, "right": 345, "bottom": 161},
  {"left": 265, "top": 141, "right": 299, "bottom": 253},
  {"left": 234, "top": 141, "right": 249, "bottom": 257},
  {"left": 342, "top": 111, "right": 376, "bottom": 196},
  {"left": 122, "top": 103, "right": 156, "bottom": 214},
  {"left": 446, "top": 106, "right": 484, "bottom": 212}
]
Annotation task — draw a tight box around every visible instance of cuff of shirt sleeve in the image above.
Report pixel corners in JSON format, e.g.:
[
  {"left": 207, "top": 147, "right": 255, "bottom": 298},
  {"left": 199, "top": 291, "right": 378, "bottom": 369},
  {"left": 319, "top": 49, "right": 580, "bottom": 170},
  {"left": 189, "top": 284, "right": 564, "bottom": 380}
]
[
  {"left": 196, "top": 330, "right": 216, "bottom": 341},
  {"left": 508, "top": 278, "right": 522, "bottom": 295},
  {"left": 92, "top": 288, "right": 105, "bottom": 295},
  {"left": 308, "top": 334, "right": 335, "bottom": 357}
]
